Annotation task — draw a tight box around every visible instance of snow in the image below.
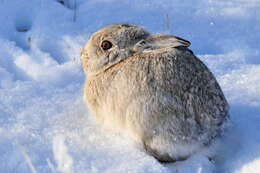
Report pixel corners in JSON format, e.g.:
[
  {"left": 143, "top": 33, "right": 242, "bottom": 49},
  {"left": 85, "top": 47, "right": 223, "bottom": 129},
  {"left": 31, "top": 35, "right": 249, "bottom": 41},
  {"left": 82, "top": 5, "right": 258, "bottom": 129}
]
[{"left": 0, "top": 0, "right": 260, "bottom": 172}]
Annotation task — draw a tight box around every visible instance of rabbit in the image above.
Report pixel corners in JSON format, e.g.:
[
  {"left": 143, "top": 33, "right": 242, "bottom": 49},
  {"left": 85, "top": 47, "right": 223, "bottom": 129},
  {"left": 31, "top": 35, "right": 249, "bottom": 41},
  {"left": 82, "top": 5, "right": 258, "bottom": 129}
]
[{"left": 81, "top": 24, "right": 229, "bottom": 162}]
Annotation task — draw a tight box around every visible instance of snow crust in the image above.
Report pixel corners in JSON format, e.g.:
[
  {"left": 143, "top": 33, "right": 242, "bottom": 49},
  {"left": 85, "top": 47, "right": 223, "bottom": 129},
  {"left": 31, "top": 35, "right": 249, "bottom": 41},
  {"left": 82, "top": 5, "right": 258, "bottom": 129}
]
[{"left": 0, "top": 0, "right": 260, "bottom": 172}]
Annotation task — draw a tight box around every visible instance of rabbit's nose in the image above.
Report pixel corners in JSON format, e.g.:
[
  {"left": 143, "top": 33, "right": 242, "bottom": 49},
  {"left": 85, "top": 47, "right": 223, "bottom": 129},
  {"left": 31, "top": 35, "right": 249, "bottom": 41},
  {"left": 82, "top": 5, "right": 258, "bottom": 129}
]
[{"left": 80, "top": 49, "right": 88, "bottom": 57}]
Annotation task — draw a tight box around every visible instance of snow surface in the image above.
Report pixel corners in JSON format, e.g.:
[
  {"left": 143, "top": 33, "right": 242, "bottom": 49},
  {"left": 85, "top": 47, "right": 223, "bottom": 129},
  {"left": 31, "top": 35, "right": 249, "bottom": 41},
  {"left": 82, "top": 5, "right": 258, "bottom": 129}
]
[{"left": 0, "top": 0, "right": 260, "bottom": 172}]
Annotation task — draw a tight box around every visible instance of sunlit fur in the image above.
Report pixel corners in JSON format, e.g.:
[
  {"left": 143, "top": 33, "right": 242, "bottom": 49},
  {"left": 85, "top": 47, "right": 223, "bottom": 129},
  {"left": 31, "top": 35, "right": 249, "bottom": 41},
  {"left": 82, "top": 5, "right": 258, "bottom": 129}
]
[{"left": 81, "top": 24, "right": 229, "bottom": 162}]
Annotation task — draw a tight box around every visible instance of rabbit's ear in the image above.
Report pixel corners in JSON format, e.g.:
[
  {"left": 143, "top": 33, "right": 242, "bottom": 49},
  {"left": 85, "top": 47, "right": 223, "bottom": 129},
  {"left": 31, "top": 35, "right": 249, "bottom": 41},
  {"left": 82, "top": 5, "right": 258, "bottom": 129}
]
[
  {"left": 148, "top": 34, "right": 191, "bottom": 48},
  {"left": 133, "top": 34, "right": 190, "bottom": 52}
]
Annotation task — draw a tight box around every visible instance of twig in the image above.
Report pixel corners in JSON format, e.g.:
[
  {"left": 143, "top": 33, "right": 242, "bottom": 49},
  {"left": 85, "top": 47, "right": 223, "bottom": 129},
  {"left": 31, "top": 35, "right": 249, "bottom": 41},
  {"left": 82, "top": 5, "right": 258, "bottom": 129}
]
[{"left": 73, "top": 0, "right": 77, "bottom": 22}]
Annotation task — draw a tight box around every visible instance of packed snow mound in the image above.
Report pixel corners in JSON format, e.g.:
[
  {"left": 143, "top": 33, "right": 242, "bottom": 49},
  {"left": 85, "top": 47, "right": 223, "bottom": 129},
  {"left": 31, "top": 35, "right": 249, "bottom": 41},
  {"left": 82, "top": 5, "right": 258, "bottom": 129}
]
[{"left": 0, "top": 0, "right": 260, "bottom": 173}]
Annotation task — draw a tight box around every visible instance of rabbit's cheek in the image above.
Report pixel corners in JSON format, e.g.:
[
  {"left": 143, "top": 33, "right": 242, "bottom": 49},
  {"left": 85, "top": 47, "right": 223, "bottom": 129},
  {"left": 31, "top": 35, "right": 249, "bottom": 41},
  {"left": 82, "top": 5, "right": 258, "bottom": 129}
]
[{"left": 108, "top": 51, "right": 119, "bottom": 62}]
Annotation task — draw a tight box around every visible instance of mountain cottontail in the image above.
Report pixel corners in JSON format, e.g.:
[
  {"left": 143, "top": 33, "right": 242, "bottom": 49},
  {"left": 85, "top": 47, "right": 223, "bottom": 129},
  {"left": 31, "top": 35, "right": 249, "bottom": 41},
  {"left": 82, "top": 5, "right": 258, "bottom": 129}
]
[{"left": 81, "top": 24, "right": 229, "bottom": 162}]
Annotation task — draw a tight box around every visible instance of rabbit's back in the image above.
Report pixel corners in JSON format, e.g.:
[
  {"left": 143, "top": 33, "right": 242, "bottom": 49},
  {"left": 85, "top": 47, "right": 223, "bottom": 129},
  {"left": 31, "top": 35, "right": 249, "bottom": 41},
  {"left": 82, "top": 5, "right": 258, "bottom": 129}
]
[{"left": 85, "top": 47, "right": 229, "bottom": 161}]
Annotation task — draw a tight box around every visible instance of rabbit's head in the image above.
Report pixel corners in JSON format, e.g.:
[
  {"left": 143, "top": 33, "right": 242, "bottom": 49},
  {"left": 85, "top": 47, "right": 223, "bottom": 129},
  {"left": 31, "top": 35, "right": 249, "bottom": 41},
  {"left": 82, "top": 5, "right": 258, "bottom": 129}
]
[
  {"left": 81, "top": 24, "right": 190, "bottom": 76},
  {"left": 81, "top": 24, "right": 149, "bottom": 76}
]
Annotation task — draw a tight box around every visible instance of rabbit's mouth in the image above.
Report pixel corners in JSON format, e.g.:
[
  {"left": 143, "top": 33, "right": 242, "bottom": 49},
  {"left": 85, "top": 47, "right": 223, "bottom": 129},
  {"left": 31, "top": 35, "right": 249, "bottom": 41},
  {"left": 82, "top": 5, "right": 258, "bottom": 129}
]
[
  {"left": 80, "top": 49, "right": 89, "bottom": 60},
  {"left": 80, "top": 49, "right": 91, "bottom": 73}
]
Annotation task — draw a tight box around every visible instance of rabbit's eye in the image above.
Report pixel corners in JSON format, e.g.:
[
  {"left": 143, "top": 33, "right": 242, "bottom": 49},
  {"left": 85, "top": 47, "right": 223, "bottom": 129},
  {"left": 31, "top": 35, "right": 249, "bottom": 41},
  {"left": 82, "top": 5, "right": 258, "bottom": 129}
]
[{"left": 101, "top": 40, "right": 112, "bottom": 50}]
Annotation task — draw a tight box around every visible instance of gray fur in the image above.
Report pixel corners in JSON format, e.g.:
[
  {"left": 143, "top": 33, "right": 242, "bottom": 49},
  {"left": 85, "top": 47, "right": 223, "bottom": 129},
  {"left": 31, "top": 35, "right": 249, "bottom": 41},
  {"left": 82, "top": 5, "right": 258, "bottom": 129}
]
[{"left": 81, "top": 24, "right": 229, "bottom": 162}]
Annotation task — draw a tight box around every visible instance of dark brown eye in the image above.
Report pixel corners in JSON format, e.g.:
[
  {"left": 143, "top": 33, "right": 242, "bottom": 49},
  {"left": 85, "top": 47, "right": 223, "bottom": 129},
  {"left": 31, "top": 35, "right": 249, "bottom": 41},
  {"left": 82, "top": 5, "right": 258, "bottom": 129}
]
[{"left": 101, "top": 40, "right": 112, "bottom": 50}]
